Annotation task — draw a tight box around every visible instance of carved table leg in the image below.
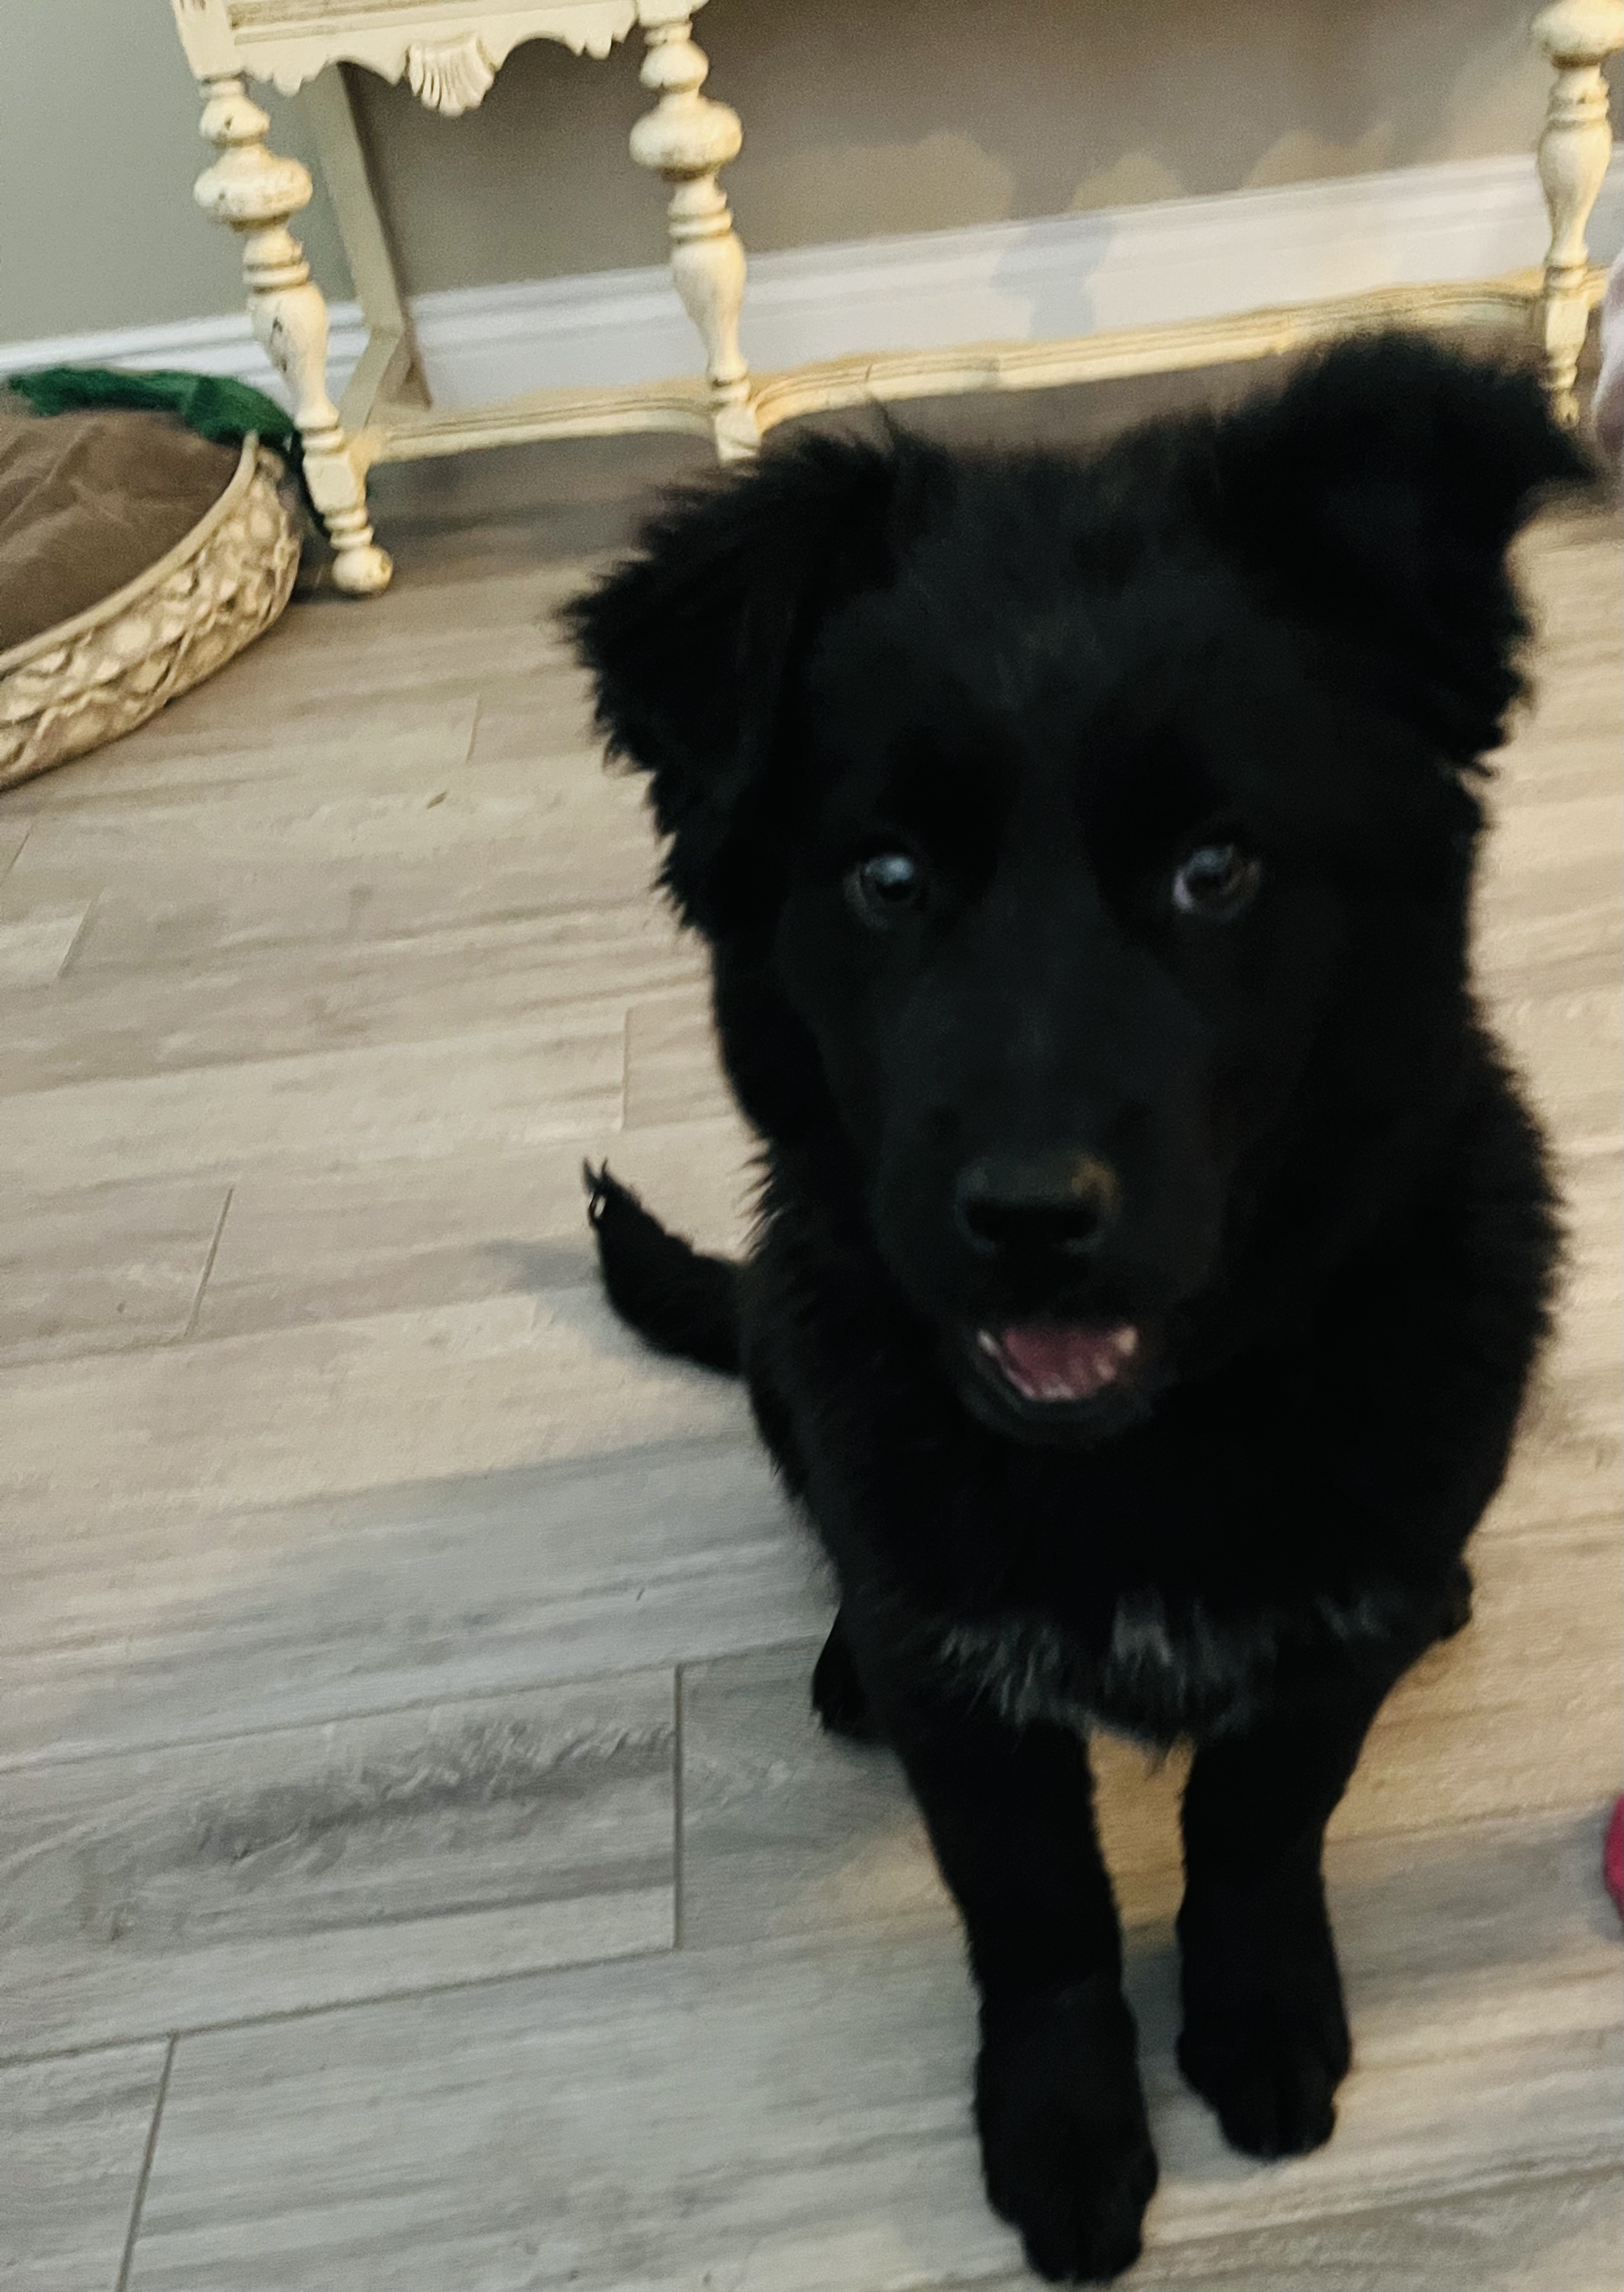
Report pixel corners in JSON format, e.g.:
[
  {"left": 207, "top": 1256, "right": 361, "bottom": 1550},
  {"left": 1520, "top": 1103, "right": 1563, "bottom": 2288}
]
[
  {"left": 1532, "top": 1, "right": 1624, "bottom": 425},
  {"left": 193, "top": 74, "right": 392, "bottom": 593},
  {"left": 630, "top": 1, "right": 760, "bottom": 461}
]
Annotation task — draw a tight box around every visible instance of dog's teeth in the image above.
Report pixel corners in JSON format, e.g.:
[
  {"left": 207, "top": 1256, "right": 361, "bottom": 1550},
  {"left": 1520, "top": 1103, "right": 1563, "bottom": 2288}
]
[
  {"left": 976, "top": 1331, "right": 999, "bottom": 1357},
  {"left": 1113, "top": 1327, "right": 1140, "bottom": 1360}
]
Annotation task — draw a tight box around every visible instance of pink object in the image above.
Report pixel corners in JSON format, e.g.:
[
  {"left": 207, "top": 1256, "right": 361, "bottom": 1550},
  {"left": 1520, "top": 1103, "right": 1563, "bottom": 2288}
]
[{"left": 1604, "top": 1798, "right": 1623, "bottom": 1918}]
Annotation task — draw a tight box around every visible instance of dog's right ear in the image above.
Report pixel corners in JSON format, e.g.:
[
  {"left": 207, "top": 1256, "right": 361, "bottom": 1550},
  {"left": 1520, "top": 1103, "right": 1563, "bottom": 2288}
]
[{"left": 565, "top": 428, "right": 940, "bottom": 933}]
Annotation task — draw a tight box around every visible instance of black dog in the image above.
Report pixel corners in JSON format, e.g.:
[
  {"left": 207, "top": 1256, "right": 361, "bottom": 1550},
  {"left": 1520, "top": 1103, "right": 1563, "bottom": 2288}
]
[{"left": 567, "top": 335, "right": 1586, "bottom": 2282}]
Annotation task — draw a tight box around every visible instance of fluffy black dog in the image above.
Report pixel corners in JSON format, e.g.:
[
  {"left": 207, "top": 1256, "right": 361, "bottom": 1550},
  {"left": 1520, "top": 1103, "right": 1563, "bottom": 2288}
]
[{"left": 567, "top": 335, "right": 1586, "bottom": 2282}]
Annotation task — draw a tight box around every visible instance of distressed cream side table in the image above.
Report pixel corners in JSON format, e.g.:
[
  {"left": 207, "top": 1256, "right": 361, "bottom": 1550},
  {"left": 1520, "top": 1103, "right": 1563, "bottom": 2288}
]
[{"left": 169, "top": 1, "right": 1621, "bottom": 598}]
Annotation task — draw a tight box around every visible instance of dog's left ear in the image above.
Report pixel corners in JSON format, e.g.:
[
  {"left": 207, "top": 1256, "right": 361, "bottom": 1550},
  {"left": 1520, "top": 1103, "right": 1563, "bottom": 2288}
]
[
  {"left": 566, "top": 427, "right": 945, "bottom": 932},
  {"left": 1196, "top": 332, "right": 1594, "bottom": 763}
]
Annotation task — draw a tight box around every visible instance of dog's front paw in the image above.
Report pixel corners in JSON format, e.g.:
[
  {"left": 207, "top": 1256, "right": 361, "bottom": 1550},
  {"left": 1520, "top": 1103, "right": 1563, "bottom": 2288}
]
[
  {"left": 975, "top": 1978, "right": 1158, "bottom": 2283},
  {"left": 1177, "top": 1874, "right": 1351, "bottom": 2160}
]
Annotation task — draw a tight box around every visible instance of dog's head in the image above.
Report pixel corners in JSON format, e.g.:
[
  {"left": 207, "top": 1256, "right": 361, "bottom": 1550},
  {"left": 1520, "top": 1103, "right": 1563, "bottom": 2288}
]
[{"left": 569, "top": 335, "right": 1585, "bottom": 1445}]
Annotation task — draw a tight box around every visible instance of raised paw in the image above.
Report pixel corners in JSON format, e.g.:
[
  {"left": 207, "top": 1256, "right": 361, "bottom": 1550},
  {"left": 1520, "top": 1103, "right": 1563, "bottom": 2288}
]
[
  {"left": 976, "top": 1978, "right": 1158, "bottom": 2283},
  {"left": 1177, "top": 1873, "right": 1351, "bottom": 2160}
]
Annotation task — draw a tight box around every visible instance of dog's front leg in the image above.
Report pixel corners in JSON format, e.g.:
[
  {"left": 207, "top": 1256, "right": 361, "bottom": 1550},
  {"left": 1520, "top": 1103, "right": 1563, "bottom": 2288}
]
[
  {"left": 862, "top": 1661, "right": 1157, "bottom": 2283},
  {"left": 1177, "top": 1676, "right": 1390, "bottom": 2161}
]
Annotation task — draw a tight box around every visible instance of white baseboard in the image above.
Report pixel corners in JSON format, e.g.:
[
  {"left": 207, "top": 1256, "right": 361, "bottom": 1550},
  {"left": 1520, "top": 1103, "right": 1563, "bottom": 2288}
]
[
  {"left": 0, "top": 306, "right": 372, "bottom": 406},
  {"left": 5, "top": 154, "right": 1618, "bottom": 415}
]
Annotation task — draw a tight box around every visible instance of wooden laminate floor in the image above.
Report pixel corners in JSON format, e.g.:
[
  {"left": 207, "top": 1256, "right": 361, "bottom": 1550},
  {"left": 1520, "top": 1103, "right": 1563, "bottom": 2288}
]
[{"left": 1, "top": 378, "right": 1619, "bottom": 2292}]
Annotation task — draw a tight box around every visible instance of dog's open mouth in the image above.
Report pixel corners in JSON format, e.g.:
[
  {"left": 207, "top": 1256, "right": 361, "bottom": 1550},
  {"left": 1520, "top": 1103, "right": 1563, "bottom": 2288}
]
[
  {"left": 975, "top": 1321, "right": 1140, "bottom": 1405},
  {"left": 957, "top": 1316, "right": 1154, "bottom": 1445}
]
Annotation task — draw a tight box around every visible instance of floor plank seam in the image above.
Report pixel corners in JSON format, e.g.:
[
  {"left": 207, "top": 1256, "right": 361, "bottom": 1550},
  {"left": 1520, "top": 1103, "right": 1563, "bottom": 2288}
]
[
  {"left": 1, "top": 2032, "right": 188, "bottom": 2073},
  {"left": 177, "top": 1184, "right": 235, "bottom": 1346},
  {"left": 49, "top": 896, "right": 98, "bottom": 983},
  {"left": 28, "top": 894, "right": 694, "bottom": 982},
  {"left": 0, "top": 1941, "right": 690, "bottom": 2072},
  {"left": 674, "top": 1663, "right": 687, "bottom": 1951},
  {"left": 0, "top": 1006, "right": 646, "bottom": 1097},
  {"left": 114, "top": 2033, "right": 173, "bottom": 2292}
]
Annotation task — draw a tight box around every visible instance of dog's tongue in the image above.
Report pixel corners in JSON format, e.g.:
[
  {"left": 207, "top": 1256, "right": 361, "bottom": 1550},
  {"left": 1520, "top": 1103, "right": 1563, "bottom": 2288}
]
[{"left": 983, "top": 1321, "right": 1138, "bottom": 1404}]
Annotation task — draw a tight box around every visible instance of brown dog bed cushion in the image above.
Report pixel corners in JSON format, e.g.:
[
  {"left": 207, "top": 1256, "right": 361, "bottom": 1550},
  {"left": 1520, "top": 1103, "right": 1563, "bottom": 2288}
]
[{"left": 0, "top": 405, "right": 240, "bottom": 650}]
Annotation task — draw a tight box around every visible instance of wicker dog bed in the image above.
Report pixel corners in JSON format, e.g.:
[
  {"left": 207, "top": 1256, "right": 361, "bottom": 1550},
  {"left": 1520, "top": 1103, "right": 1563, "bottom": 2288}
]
[{"left": 0, "top": 432, "right": 298, "bottom": 791}]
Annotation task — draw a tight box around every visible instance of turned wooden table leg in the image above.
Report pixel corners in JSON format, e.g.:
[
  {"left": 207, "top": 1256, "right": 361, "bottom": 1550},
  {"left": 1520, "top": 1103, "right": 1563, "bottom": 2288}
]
[
  {"left": 630, "top": 1, "right": 760, "bottom": 461},
  {"left": 1532, "top": 1, "right": 1624, "bottom": 425},
  {"left": 193, "top": 74, "right": 392, "bottom": 593}
]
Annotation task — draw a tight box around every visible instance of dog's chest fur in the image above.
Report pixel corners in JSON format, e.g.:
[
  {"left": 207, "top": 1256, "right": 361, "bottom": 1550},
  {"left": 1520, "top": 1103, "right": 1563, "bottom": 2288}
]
[{"left": 934, "top": 1574, "right": 1453, "bottom": 1746}]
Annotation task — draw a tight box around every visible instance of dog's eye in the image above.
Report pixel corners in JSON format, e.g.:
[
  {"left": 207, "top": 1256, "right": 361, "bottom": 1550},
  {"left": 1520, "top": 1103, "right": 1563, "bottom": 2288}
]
[
  {"left": 1172, "top": 842, "right": 1262, "bottom": 921},
  {"left": 847, "top": 849, "right": 924, "bottom": 927}
]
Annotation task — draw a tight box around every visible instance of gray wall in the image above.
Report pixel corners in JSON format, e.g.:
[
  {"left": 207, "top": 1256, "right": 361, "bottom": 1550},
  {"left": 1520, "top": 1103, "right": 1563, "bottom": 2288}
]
[
  {"left": 0, "top": 3, "right": 350, "bottom": 339},
  {"left": 0, "top": 0, "right": 1598, "bottom": 344}
]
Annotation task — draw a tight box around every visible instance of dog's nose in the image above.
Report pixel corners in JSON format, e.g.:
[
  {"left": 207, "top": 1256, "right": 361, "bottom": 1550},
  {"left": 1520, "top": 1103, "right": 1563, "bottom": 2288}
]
[{"left": 954, "top": 1152, "right": 1121, "bottom": 1259}]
